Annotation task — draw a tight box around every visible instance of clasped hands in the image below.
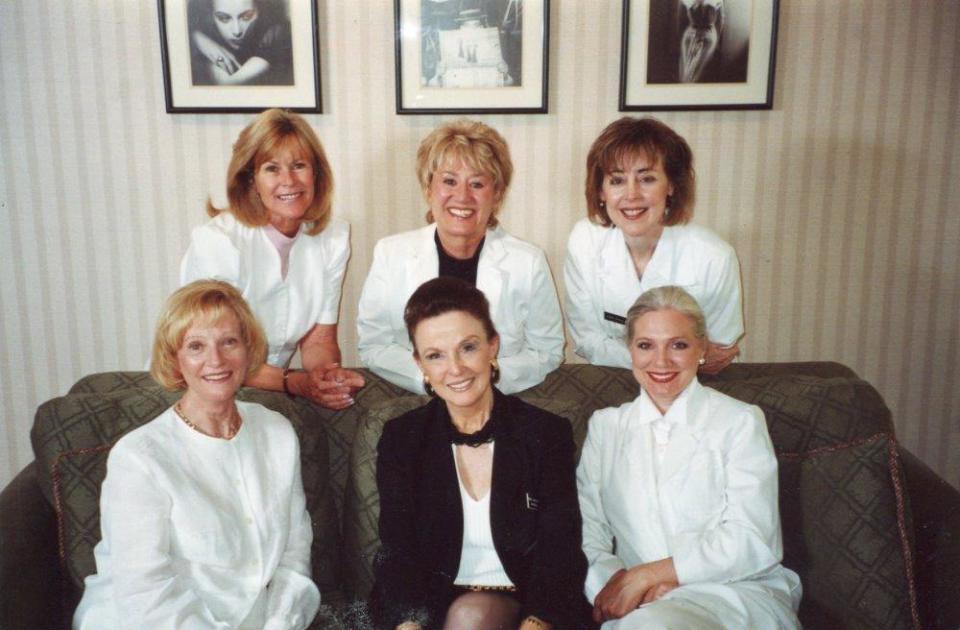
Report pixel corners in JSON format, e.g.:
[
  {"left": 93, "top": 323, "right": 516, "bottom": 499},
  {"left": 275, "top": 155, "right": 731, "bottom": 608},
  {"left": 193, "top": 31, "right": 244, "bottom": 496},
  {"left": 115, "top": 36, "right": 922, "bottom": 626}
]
[
  {"left": 296, "top": 363, "right": 365, "bottom": 410},
  {"left": 592, "top": 563, "right": 678, "bottom": 624}
]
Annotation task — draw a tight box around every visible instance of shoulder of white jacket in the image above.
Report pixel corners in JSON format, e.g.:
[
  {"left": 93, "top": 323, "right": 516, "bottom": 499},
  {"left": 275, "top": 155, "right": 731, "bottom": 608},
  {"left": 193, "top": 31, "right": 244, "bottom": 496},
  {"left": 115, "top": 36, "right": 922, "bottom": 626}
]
[
  {"left": 490, "top": 225, "right": 546, "bottom": 259},
  {"left": 318, "top": 216, "right": 350, "bottom": 238},
  {"left": 698, "top": 383, "right": 762, "bottom": 425},
  {"left": 375, "top": 223, "right": 433, "bottom": 250},
  {"left": 568, "top": 216, "right": 608, "bottom": 241},
  {"left": 666, "top": 223, "right": 735, "bottom": 257}
]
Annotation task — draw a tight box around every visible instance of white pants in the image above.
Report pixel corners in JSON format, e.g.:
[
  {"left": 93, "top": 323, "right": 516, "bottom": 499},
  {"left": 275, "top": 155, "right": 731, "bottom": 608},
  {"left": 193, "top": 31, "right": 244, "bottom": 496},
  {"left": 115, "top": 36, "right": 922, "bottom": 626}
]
[{"left": 601, "top": 582, "right": 800, "bottom": 630}]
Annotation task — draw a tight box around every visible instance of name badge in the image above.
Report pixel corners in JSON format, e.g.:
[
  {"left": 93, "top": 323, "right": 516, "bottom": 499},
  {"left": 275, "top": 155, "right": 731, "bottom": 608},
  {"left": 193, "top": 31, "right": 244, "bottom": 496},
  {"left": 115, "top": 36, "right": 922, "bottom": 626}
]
[{"left": 603, "top": 311, "right": 626, "bottom": 325}]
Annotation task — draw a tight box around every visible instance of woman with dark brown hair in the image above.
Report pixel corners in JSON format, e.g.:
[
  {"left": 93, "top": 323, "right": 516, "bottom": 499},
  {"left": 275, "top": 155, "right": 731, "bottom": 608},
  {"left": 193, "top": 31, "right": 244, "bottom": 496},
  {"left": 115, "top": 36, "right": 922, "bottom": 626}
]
[
  {"left": 371, "top": 277, "right": 591, "bottom": 630},
  {"left": 564, "top": 116, "right": 743, "bottom": 374}
]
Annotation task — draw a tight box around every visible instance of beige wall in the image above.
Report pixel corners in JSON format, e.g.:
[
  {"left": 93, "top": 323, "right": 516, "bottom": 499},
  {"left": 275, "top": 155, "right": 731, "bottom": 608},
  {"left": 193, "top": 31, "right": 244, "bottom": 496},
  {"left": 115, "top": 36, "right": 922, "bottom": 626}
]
[{"left": 1, "top": 0, "right": 957, "bottom": 489}]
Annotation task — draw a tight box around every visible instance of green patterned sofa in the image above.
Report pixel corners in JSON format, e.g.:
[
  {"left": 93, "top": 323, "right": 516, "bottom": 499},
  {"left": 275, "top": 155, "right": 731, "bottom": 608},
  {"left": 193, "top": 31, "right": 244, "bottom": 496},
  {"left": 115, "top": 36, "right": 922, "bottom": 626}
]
[{"left": 2, "top": 363, "right": 958, "bottom": 629}]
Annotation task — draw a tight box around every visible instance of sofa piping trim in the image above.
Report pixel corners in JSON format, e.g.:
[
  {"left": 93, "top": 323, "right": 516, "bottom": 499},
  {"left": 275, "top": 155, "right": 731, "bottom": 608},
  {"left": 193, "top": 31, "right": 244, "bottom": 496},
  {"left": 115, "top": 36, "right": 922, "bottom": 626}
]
[
  {"left": 51, "top": 444, "right": 114, "bottom": 582},
  {"left": 778, "top": 431, "right": 920, "bottom": 630}
]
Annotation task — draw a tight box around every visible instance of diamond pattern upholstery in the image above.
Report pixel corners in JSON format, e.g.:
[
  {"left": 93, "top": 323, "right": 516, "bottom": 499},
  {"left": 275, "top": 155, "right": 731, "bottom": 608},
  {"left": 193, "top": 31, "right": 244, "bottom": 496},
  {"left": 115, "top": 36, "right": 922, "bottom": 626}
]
[{"left": 36, "top": 363, "right": 918, "bottom": 629}]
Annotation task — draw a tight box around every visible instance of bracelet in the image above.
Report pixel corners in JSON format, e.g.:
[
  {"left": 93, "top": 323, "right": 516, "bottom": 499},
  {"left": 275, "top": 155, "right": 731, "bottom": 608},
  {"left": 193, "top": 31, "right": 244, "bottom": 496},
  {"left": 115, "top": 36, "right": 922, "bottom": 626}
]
[{"left": 282, "top": 368, "right": 294, "bottom": 396}]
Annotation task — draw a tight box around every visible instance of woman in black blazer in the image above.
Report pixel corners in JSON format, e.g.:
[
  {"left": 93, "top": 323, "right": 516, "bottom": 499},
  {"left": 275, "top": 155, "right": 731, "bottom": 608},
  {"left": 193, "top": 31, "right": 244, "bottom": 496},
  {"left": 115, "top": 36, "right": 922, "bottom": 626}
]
[{"left": 371, "top": 277, "right": 591, "bottom": 630}]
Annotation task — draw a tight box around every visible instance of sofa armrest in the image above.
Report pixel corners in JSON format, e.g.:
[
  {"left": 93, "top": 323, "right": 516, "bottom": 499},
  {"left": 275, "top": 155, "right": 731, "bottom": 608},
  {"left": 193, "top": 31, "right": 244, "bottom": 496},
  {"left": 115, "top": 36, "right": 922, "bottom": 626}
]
[
  {"left": 900, "top": 448, "right": 960, "bottom": 630},
  {"left": 0, "top": 462, "right": 69, "bottom": 629}
]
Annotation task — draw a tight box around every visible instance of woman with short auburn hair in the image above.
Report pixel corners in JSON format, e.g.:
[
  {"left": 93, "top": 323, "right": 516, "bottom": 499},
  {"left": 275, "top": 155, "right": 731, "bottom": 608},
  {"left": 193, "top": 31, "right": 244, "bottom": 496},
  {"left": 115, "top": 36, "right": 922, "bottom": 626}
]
[
  {"left": 181, "top": 108, "right": 364, "bottom": 410},
  {"left": 564, "top": 116, "right": 744, "bottom": 374},
  {"left": 75, "top": 280, "right": 320, "bottom": 629},
  {"left": 358, "top": 119, "right": 563, "bottom": 395}
]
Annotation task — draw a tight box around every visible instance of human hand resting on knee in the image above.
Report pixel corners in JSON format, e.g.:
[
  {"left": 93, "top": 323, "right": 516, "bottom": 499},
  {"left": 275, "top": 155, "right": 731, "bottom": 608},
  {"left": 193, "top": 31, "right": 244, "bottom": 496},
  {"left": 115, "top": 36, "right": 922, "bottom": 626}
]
[{"left": 592, "top": 557, "right": 678, "bottom": 623}]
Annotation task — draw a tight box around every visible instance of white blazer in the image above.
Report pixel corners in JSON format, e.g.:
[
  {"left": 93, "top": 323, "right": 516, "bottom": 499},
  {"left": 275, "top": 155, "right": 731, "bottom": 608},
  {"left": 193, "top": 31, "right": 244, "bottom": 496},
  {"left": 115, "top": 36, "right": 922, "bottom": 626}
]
[
  {"left": 357, "top": 224, "right": 564, "bottom": 394},
  {"left": 577, "top": 379, "right": 801, "bottom": 628},
  {"left": 181, "top": 213, "right": 350, "bottom": 368},
  {"left": 564, "top": 218, "right": 743, "bottom": 368}
]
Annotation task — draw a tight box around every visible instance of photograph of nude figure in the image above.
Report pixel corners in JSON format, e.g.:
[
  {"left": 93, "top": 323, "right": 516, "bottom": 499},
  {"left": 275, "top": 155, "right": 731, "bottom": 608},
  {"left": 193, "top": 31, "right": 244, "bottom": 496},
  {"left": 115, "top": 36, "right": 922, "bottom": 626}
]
[
  {"left": 618, "top": 0, "right": 778, "bottom": 111},
  {"left": 647, "top": 0, "right": 750, "bottom": 84}
]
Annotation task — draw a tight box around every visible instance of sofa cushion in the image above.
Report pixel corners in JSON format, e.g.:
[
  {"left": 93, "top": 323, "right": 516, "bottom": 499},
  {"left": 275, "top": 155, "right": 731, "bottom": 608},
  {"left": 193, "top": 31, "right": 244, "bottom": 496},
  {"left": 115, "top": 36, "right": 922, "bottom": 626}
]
[
  {"left": 341, "top": 392, "right": 589, "bottom": 600},
  {"left": 33, "top": 385, "right": 341, "bottom": 604},
  {"left": 779, "top": 432, "right": 920, "bottom": 630}
]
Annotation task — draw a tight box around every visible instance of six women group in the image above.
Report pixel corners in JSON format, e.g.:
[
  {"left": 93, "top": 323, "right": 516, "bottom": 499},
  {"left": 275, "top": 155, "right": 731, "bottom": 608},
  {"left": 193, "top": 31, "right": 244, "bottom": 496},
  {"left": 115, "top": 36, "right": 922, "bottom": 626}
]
[{"left": 72, "top": 108, "right": 801, "bottom": 630}]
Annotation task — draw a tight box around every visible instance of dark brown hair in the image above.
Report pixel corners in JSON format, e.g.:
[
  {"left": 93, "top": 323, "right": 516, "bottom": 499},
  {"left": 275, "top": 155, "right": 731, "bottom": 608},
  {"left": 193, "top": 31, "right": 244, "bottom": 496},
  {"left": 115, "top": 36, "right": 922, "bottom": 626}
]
[
  {"left": 403, "top": 277, "right": 499, "bottom": 355},
  {"left": 585, "top": 116, "right": 695, "bottom": 227}
]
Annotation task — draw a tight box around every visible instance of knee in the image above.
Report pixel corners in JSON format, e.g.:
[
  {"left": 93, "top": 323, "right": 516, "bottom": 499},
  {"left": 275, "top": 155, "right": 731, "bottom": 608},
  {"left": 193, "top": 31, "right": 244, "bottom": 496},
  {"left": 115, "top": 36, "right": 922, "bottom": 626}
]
[{"left": 444, "top": 593, "right": 489, "bottom": 626}]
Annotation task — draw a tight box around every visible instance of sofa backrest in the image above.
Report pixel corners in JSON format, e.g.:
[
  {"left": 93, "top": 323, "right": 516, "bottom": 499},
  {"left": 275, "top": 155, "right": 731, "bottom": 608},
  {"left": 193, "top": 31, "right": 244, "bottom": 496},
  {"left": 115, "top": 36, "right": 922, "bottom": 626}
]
[{"left": 36, "top": 363, "right": 919, "bottom": 629}]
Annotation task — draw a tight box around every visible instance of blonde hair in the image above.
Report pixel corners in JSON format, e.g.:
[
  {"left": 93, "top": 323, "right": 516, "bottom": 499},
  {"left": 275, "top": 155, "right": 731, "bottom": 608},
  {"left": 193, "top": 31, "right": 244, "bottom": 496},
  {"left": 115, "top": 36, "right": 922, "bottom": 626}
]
[
  {"left": 585, "top": 117, "right": 695, "bottom": 227},
  {"left": 150, "top": 280, "right": 267, "bottom": 391},
  {"left": 415, "top": 119, "right": 513, "bottom": 227},
  {"left": 625, "top": 285, "right": 707, "bottom": 344},
  {"left": 209, "top": 108, "right": 334, "bottom": 236}
]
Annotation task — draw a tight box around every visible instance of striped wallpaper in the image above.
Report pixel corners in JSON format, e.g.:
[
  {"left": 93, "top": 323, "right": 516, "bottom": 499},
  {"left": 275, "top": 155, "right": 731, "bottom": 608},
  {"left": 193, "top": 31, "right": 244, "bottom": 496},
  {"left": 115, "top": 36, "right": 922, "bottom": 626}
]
[{"left": 0, "top": 0, "right": 957, "bottom": 489}]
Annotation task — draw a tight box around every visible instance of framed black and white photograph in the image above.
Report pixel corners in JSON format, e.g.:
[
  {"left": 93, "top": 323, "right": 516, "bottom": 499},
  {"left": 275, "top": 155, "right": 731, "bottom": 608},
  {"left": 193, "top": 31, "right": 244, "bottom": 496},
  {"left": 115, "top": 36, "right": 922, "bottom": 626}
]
[
  {"left": 619, "top": 0, "right": 779, "bottom": 111},
  {"left": 158, "top": 0, "right": 321, "bottom": 113},
  {"left": 394, "top": 0, "right": 549, "bottom": 114}
]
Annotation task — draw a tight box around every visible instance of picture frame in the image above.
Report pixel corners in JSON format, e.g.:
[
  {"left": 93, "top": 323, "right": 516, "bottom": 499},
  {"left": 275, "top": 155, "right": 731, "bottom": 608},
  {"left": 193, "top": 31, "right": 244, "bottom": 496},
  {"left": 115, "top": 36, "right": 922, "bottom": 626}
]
[
  {"left": 157, "top": 0, "right": 322, "bottom": 114},
  {"left": 619, "top": 0, "right": 779, "bottom": 111},
  {"left": 394, "top": 0, "right": 549, "bottom": 115}
]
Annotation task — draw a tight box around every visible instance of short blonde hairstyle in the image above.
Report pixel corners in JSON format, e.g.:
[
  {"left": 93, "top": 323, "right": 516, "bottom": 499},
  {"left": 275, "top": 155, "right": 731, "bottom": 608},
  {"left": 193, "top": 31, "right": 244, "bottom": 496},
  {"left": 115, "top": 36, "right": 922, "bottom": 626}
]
[
  {"left": 150, "top": 280, "right": 267, "bottom": 391},
  {"left": 625, "top": 285, "right": 707, "bottom": 345},
  {"left": 585, "top": 117, "right": 695, "bottom": 228},
  {"left": 208, "top": 108, "right": 334, "bottom": 236},
  {"left": 415, "top": 119, "right": 513, "bottom": 227}
]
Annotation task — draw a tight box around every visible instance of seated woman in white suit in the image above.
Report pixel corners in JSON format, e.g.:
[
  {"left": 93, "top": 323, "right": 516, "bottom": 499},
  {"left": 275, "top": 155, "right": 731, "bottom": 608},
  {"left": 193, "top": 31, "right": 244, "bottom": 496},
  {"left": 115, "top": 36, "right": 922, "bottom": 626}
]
[
  {"left": 74, "top": 280, "right": 319, "bottom": 629},
  {"left": 181, "top": 108, "right": 364, "bottom": 409},
  {"left": 576, "top": 285, "right": 801, "bottom": 629},
  {"left": 357, "top": 119, "right": 564, "bottom": 395},
  {"left": 564, "top": 117, "right": 743, "bottom": 374}
]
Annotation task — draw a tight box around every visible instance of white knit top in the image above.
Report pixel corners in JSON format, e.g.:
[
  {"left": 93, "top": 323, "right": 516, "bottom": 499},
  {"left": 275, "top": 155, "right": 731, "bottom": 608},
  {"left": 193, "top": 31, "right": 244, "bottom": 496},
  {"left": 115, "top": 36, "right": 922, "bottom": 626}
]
[{"left": 451, "top": 444, "right": 514, "bottom": 587}]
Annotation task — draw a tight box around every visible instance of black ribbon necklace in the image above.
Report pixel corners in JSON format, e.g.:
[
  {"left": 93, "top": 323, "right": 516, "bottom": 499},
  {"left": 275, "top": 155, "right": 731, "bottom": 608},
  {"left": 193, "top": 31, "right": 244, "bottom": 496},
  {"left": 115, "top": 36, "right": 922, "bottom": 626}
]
[{"left": 448, "top": 408, "right": 500, "bottom": 447}]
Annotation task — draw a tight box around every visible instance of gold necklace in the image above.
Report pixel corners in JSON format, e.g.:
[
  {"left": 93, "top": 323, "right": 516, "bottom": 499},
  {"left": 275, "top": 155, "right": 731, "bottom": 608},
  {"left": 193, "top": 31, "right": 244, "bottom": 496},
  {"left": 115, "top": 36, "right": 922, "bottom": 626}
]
[{"left": 174, "top": 402, "right": 241, "bottom": 440}]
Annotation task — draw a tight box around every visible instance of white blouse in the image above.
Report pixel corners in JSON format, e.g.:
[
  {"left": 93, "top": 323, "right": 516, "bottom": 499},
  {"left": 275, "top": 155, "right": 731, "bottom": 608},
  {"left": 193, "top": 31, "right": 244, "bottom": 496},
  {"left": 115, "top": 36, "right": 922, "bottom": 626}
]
[
  {"left": 181, "top": 212, "right": 350, "bottom": 367},
  {"left": 451, "top": 444, "right": 513, "bottom": 588},
  {"left": 73, "top": 402, "right": 320, "bottom": 630}
]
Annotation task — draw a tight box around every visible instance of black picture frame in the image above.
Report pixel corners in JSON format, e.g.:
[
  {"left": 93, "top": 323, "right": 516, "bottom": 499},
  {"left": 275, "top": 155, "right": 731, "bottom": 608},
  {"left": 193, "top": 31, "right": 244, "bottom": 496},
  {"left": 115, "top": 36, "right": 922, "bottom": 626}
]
[
  {"left": 394, "top": 0, "right": 549, "bottom": 115},
  {"left": 158, "top": 0, "right": 322, "bottom": 114},
  {"left": 619, "top": 0, "right": 779, "bottom": 111}
]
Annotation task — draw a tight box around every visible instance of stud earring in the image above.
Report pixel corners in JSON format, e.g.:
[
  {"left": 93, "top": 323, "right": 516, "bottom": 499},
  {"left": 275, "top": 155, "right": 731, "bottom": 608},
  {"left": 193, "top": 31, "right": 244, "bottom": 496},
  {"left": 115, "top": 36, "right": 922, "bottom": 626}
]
[{"left": 698, "top": 357, "right": 706, "bottom": 366}]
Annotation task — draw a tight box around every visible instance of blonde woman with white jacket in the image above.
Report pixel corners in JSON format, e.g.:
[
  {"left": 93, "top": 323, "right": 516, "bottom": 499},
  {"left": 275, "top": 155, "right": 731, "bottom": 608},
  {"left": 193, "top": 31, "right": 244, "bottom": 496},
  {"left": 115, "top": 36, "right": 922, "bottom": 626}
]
[
  {"left": 577, "top": 286, "right": 800, "bottom": 629},
  {"left": 358, "top": 119, "right": 564, "bottom": 395}
]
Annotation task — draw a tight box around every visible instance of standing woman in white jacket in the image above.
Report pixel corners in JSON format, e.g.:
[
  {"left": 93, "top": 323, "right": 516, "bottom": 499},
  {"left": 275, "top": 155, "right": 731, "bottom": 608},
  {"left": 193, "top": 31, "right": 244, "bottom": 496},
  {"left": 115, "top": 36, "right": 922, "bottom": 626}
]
[
  {"left": 564, "top": 117, "right": 743, "bottom": 373},
  {"left": 181, "top": 108, "right": 364, "bottom": 409},
  {"left": 577, "top": 286, "right": 801, "bottom": 628},
  {"left": 357, "top": 119, "right": 564, "bottom": 394}
]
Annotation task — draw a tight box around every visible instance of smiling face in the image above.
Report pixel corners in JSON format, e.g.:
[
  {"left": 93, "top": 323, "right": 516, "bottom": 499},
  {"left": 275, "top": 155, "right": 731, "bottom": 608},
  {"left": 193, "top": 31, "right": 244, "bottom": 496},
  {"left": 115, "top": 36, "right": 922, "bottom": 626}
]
[
  {"left": 428, "top": 156, "right": 498, "bottom": 245},
  {"left": 413, "top": 310, "right": 500, "bottom": 417},
  {"left": 629, "top": 308, "right": 705, "bottom": 413},
  {"left": 600, "top": 151, "right": 674, "bottom": 243},
  {"left": 176, "top": 310, "right": 249, "bottom": 408},
  {"left": 254, "top": 139, "right": 316, "bottom": 236},
  {"left": 212, "top": 0, "right": 259, "bottom": 50}
]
